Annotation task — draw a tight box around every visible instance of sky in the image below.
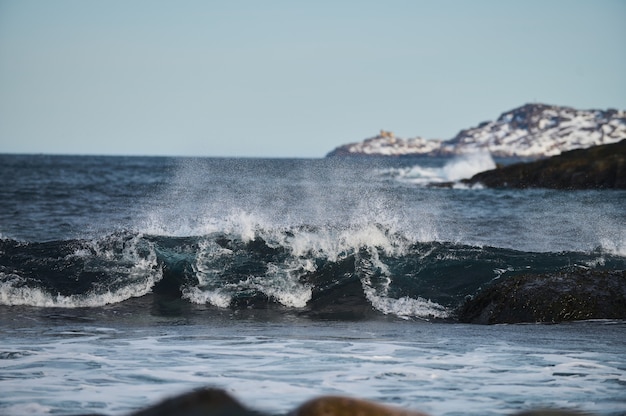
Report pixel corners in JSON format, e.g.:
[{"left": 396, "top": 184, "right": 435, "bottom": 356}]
[{"left": 0, "top": 0, "right": 625, "bottom": 158}]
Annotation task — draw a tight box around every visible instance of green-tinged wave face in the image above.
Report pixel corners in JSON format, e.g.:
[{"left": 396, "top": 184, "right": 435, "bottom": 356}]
[{"left": 2, "top": 224, "right": 624, "bottom": 320}]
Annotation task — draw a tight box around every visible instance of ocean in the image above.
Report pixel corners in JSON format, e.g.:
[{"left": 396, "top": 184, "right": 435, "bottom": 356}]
[{"left": 0, "top": 154, "right": 625, "bottom": 416}]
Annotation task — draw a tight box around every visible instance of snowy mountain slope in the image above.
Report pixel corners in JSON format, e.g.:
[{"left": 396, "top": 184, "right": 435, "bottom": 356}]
[
  {"left": 326, "top": 104, "right": 626, "bottom": 158},
  {"left": 326, "top": 130, "right": 443, "bottom": 156}
]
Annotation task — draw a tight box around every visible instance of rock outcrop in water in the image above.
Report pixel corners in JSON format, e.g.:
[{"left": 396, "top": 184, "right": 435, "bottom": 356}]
[
  {"left": 326, "top": 104, "right": 626, "bottom": 158},
  {"left": 457, "top": 269, "right": 626, "bottom": 324},
  {"left": 465, "top": 139, "right": 626, "bottom": 189}
]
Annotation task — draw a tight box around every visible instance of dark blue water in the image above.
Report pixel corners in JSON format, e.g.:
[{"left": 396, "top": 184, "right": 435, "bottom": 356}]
[
  {"left": 1, "top": 154, "right": 624, "bottom": 315},
  {"left": 1, "top": 154, "right": 625, "bottom": 415}
]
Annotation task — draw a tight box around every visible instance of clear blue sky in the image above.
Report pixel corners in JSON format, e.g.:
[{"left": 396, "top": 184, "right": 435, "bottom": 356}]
[{"left": 1, "top": 0, "right": 625, "bottom": 157}]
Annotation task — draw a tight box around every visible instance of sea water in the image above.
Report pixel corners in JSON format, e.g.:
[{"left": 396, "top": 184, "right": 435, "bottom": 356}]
[{"left": 0, "top": 154, "right": 625, "bottom": 415}]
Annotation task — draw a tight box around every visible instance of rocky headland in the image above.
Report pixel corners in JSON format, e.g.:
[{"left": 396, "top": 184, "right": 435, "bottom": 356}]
[
  {"left": 326, "top": 104, "right": 626, "bottom": 158},
  {"left": 465, "top": 139, "right": 626, "bottom": 189}
]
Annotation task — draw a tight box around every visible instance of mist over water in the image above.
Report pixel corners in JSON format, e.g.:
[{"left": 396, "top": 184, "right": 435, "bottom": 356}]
[
  {"left": 132, "top": 155, "right": 625, "bottom": 255},
  {"left": 1, "top": 154, "right": 622, "bottom": 255}
]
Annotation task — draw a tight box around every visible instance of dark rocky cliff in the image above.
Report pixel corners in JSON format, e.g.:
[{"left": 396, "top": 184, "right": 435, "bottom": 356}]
[{"left": 465, "top": 139, "right": 626, "bottom": 189}]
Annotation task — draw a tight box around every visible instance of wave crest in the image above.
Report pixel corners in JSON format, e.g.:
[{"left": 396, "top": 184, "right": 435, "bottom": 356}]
[{"left": 1, "top": 224, "right": 624, "bottom": 319}]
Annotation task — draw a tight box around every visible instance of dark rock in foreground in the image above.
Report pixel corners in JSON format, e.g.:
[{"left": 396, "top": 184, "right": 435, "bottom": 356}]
[
  {"left": 465, "top": 139, "right": 626, "bottom": 189},
  {"left": 293, "top": 395, "right": 430, "bottom": 416},
  {"left": 119, "top": 387, "right": 590, "bottom": 416},
  {"left": 457, "top": 269, "right": 626, "bottom": 324},
  {"left": 130, "top": 388, "right": 260, "bottom": 416}
]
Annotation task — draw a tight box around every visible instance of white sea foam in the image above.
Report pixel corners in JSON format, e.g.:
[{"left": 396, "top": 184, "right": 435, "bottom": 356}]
[
  {"left": 261, "top": 263, "right": 312, "bottom": 308},
  {"left": 441, "top": 150, "right": 496, "bottom": 181},
  {"left": 279, "top": 222, "right": 408, "bottom": 264},
  {"left": 360, "top": 254, "right": 450, "bottom": 320},
  {"left": 222, "top": 210, "right": 269, "bottom": 243},
  {"left": 182, "top": 286, "right": 231, "bottom": 308},
  {"left": 5, "top": 319, "right": 622, "bottom": 416},
  {"left": 0, "top": 273, "right": 159, "bottom": 308},
  {"left": 1, "top": 403, "right": 52, "bottom": 415},
  {"left": 185, "top": 236, "right": 313, "bottom": 308},
  {"left": 365, "top": 293, "right": 451, "bottom": 319},
  {"left": 139, "top": 206, "right": 273, "bottom": 243},
  {"left": 183, "top": 239, "right": 234, "bottom": 307},
  {"left": 600, "top": 234, "right": 626, "bottom": 257},
  {"left": 180, "top": 222, "right": 431, "bottom": 313},
  {"left": 383, "top": 151, "right": 496, "bottom": 186},
  {"left": 356, "top": 245, "right": 450, "bottom": 319},
  {"left": 0, "top": 234, "right": 162, "bottom": 308}
]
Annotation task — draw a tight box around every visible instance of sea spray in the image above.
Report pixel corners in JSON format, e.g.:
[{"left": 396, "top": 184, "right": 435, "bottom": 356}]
[
  {"left": 380, "top": 151, "right": 496, "bottom": 185},
  {"left": 441, "top": 150, "right": 496, "bottom": 182},
  {"left": 138, "top": 157, "right": 418, "bottom": 240}
]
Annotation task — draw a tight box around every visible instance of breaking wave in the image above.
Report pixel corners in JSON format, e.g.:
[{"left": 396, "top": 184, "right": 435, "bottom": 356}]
[
  {"left": 1, "top": 222, "right": 624, "bottom": 320},
  {"left": 0, "top": 233, "right": 160, "bottom": 308},
  {"left": 380, "top": 151, "right": 496, "bottom": 187}
]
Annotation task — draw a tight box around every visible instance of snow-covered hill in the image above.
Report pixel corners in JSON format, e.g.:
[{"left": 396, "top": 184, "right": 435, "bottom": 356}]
[
  {"left": 326, "top": 130, "right": 443, "bottom": 157},
  {"left": 326, "top": 104, "right": 626, "bottom": 158}
]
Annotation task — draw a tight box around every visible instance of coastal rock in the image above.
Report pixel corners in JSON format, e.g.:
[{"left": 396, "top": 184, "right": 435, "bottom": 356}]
[
  {"left": 457, "top": 269, "right": 626, "bottom": 324},
  {"left": 465, "top": 139, "right": 626, "bottom": 189},
  {"left": 326, "top": 104, "right": 626, "bottom": 158}
]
